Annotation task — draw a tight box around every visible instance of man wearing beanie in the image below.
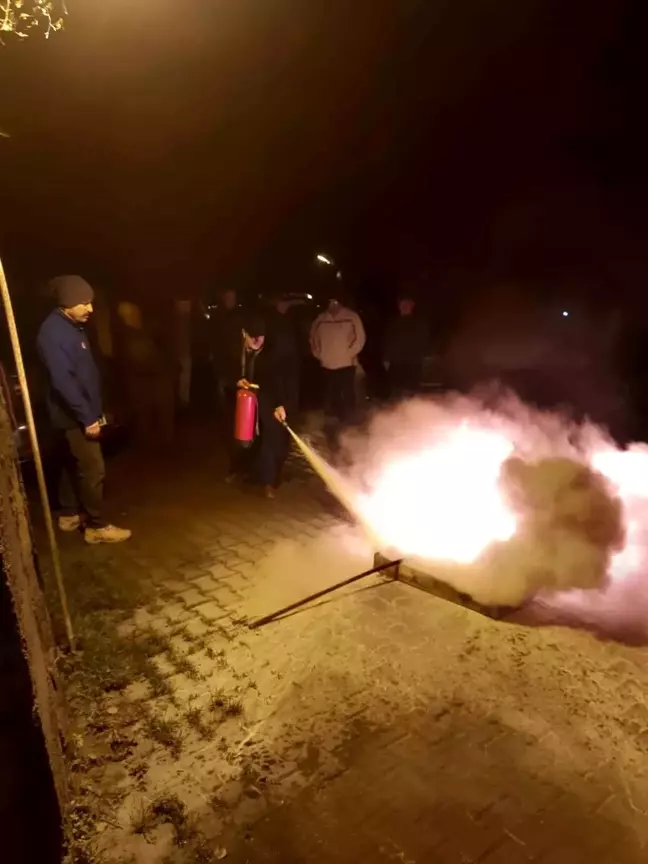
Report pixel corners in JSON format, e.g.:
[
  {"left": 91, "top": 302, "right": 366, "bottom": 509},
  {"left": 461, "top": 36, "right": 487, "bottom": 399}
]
[{"left": 37, "top": 275, "right": 131, "bottom": 544}]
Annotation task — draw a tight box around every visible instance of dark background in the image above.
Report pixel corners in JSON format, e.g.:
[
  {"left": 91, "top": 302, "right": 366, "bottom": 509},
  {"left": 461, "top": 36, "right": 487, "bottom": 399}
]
[
  {"left": 1, "top": 1, "right": 647, "bottom": 295},
  {"left": 1, "top": 0, "right": 648, "bottom": 423}
]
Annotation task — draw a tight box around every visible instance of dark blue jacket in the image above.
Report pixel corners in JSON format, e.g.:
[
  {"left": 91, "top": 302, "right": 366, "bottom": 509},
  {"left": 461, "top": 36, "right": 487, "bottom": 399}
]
[{"left": 37, "top": 310, "right": 103, "bottom": 430}]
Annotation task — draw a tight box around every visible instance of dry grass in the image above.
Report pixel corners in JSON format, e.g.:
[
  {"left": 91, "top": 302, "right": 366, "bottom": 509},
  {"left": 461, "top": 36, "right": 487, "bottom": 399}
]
[
  {"left": 51, "top": 559, "right": 245, "bottom": 863},
  {"left": 146, "top": 715, "right": 183, "bottom": 758},
  {"left": 132, "top": 794, "right": 220, "bottom": 862},
  {"left": 209, "top": 687, "right": 243, "bottom": 718}
]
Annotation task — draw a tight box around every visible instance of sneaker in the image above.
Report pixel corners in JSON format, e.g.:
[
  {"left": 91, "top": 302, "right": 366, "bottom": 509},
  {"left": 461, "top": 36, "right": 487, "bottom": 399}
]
[
  {"left": 84, "top": 524, "right": 132, "bottom": 545},
  {"left": 58, "top": 514, "right": 81, "bottom": 533}
]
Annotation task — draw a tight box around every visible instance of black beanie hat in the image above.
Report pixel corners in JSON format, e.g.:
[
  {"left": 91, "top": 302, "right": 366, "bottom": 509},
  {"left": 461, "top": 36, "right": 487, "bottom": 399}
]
[
  {"left": 49, "top": 275, "right": 95, "bottom": 308},
  {"left": 243, "top": 315, "right": 266, "bottom": 338}
]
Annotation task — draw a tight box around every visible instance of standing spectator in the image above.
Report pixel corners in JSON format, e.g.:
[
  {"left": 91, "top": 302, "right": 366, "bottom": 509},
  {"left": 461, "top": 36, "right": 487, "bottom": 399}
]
[
  {"left": 117, "top": 302, "right": 176, "bottom": 447},
  {"left": 309, "top": 295, "right": 366, "bottom": 423},
  {"left": 37, "top": 276, "right": 131, "bottom": 544},
  {"left": 174, "top": 299, "right": 193, "bottom": 409},
  {"left": 384, "top": 295, "right": 429, "bottom": 397},
  {"left": 209, "top": 289, "right": 244, "bottom": 419},
  {"left": 266, "top": 294, "right": 300, "bottom": 409}
]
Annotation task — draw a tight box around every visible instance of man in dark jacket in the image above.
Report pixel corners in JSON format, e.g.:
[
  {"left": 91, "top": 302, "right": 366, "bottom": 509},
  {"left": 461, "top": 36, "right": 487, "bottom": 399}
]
[
  {"left": 37, "top": 276, "right": 131, "bottom": 544},
  {"left": 230, "top": 316, "right": 298, "bottom": 498},
  {"left": 210, "top": 289, "right": 244, "bottom": 418},
  {"left": 266, "top": 294, "right": 300, "bottom": 408},
  {"left": 384, "top": 295, "right": 429, "bottom": 397},
  {"left": 117, "top": 301, "right": 176, "bottom": 447}
]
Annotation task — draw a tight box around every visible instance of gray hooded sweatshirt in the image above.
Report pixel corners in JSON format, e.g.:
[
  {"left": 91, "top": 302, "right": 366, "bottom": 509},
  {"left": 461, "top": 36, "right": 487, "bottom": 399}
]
[{"left": 310, "top": 305, "right": 366, "bottom": 370}]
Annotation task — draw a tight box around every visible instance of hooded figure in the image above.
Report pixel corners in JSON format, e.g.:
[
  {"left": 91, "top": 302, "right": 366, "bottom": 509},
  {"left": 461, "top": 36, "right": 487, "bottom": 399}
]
[
  {"left": 310, "top": 296, "right": 365, "bottom": 422},
  {"left": 384, "top": 295, "right": 429, "bottom": 397}
]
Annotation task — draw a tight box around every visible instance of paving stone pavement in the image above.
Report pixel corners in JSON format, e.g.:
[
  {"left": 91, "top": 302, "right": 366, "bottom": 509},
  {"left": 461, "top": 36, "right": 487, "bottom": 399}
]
[{"left": 49, "top": 431, "right": 648, "bottom": 863}]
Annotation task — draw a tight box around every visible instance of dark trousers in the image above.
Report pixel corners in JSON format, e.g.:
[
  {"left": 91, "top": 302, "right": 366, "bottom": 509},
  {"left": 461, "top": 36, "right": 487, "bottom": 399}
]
[
  {"left": 323, "top": 366, "right": 356, "bottom": 423},
  {"left": 257, "top": 407, "right": 291, "bottom": 487},
  {"left": 58, "top": 428, "right": 105, "bottom": 527},
  {"left": 215, "top": 370, "right": 230, "bottom": 418},
  {"left": 389, "top": 362, "right": 423, "bottom": 398}
]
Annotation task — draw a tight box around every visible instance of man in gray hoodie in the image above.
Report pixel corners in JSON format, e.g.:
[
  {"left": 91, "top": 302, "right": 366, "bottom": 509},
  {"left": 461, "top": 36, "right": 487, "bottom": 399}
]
[{"left": 310, "top": 296, "right": 366, "bottom": 422}]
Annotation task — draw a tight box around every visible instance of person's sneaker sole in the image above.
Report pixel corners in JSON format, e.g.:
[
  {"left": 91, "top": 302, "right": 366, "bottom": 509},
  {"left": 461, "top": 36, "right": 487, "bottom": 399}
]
[
  {"left": 58, "top": 517, "right": 81, "bottom": 533},
  {"left": 84, "top": 530, "right": 132, "bottom": 545}
]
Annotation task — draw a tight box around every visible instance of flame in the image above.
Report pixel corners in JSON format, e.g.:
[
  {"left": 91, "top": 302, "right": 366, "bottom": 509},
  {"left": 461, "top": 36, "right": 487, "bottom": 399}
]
[
  {"left": 355, "top": 423, "right": 517, "bottom": 563},
  {"left": 335, "top": 396, "right": 648, "bottom": 633}
]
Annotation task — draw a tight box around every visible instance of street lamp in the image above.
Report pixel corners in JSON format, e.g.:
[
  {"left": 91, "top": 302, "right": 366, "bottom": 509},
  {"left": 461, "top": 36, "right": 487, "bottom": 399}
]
[{"left": 316, "top": 253, "right": 334, "bottom": 266}]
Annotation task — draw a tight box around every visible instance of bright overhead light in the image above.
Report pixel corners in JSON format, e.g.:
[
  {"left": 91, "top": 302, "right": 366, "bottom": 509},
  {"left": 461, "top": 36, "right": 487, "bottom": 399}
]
[
  {"left": 316, "top": 254, "right": 333, "bottom": 265},
  {"left": 306, "top": 294, "right": 313, "bottom": 300}
]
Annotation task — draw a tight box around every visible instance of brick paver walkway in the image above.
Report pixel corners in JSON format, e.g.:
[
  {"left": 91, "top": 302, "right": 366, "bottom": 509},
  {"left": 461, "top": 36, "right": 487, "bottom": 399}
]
[{"left": 46, "top": 426, "right": 648, "bottom": 863}]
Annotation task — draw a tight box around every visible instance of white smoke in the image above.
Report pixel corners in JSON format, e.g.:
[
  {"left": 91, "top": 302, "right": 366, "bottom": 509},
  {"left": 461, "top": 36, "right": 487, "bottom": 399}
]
[{"left": 333, "top": 391, "right": 631, "bottom": 609}]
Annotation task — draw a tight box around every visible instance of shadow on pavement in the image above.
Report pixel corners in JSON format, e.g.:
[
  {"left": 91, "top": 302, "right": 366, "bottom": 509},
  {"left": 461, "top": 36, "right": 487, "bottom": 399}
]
[{"left": 213, "top": 704, "right": 644, "bottom": 863}]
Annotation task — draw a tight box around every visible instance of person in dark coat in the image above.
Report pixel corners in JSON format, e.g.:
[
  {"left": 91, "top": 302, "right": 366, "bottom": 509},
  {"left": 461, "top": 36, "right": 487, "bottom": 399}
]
[
  {"left": 229, "top": 315, "right": 298, "bottom": 498},
  {"left": 209, "top": 289, "right": 244, "bottom": 418},
  {"left": 384, "top": 295, "right": 429, "bottom": 397},
  {"left": 266, "top": 294, "right": 301, "bottom": 410},
  {"left": 116, "top": 301, "right": 176, "bottom": 447},
  {"left": 36, "top": 276, "right": 131, "bottom": 544}
]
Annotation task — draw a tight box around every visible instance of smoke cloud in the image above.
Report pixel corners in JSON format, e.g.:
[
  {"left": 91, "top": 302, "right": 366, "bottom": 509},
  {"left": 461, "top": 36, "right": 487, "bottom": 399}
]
[
  {"left": 471, "top": 456, "right": 625, "bottom": 606},
  {"left": 328, "top": 391, "right": 633, "bottom": 610}
]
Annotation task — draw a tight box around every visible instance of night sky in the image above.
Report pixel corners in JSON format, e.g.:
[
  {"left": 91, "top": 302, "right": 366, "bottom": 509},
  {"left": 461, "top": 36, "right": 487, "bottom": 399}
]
[{"left": 0, "top": 0, "right": 647, "bottom": 309}]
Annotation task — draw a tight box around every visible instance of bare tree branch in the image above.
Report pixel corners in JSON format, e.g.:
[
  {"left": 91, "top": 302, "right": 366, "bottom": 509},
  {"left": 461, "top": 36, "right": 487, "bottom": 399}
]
[{"left": 0, "top": 0, "right": 67, "bottom": 42}]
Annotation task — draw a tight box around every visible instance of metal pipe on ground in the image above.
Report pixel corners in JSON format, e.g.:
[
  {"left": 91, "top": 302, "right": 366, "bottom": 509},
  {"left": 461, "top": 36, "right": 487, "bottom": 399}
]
[
  {"left": 247, "top": 558, "right": 402, "bottom": 629},
  {"left": 373, "top": 552, "right": 515, "bottom": 621}
]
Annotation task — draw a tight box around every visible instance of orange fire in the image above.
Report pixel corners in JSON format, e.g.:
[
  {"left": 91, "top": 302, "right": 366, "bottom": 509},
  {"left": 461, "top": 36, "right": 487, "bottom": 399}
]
[
  {"left": 339, "top": 396, "right": 648, "bottom": 625},
  {"left": 355, "top": 424, "right": 517, "bottom": 564}
]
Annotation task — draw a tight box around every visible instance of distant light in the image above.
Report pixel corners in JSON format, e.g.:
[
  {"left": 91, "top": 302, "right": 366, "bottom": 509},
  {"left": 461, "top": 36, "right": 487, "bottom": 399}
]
[
  {"left": 562, "top": 310, "right": 569, "bottom": 318},
  {"left": 306, "top": 293, "right": 313, "bottom": 300},
  {"left": 336, "top": 271, "right": 342, "bottom": 280},
  {"left": 317, "top": 254, "right": 333, "bottom": 265},
  {"left": 204, "top": 312, "right": 211, "bottom": 320}
]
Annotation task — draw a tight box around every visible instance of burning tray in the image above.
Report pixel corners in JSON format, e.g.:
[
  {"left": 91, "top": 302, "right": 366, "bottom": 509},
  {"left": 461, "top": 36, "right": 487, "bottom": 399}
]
[{"left": 372, "top": 552, "right": 515, "bottom": 621}]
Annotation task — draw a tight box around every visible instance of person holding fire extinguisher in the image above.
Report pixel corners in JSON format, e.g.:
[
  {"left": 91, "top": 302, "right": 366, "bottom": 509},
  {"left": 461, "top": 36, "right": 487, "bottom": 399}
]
[{"left": 229, "top": 316, "right": 298, "bottom": 498}]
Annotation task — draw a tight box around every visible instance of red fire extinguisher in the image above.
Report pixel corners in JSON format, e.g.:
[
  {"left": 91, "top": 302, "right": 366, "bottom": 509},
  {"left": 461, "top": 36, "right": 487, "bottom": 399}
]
[{"left": 234, "top": 385, "right": 258, "bottom": 447}]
